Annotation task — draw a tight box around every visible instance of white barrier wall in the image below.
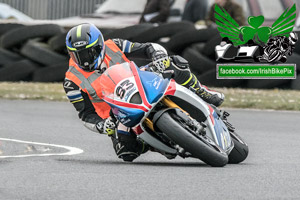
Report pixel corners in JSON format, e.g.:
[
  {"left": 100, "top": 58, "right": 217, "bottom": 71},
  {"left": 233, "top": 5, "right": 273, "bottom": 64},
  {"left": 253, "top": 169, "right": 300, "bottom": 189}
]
[{"left": 0, "top": 0, "right": 106, "bottom": 19}]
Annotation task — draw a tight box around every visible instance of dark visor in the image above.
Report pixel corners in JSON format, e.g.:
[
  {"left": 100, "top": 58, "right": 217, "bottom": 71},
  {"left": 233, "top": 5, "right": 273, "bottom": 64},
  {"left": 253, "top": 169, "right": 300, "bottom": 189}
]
[{"left": 69, "top": 45, "right": 102, "bottom": 69}]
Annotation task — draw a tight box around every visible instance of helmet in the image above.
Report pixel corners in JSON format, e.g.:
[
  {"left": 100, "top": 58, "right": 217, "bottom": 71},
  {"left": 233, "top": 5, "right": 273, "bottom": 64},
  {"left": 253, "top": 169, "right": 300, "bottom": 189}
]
[{"left": 66, "top": 23, "right": 105, "bottom": 71}]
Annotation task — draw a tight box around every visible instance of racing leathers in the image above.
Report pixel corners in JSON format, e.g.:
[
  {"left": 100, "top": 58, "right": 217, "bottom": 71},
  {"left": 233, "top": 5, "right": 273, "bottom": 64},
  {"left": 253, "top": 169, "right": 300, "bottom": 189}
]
[{"left": 64, "top": 38, "right": 224, "bottom": 162}]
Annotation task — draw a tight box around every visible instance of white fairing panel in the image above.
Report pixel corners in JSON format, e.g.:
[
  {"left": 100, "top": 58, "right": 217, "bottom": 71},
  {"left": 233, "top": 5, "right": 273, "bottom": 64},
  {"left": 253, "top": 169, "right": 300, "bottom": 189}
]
[
  {"left": 173, "top": 83, "right": 228, "bottom": 150},
  {"left": 138, "top": 128, "right": 177, "bottom": 154},
  {"left": 173, "top": 84, "right": 211, "bottom": 117},
  {"left": 137, "top": 82, "right": 233, "bottom": 155}
]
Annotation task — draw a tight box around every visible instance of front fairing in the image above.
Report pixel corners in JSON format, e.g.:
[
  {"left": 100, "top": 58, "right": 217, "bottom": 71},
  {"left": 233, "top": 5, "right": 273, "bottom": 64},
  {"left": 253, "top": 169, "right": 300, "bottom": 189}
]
[
  {"left": 100, "top": 62, "right": 134, "bottom": 100},
  {"left": 99, "top": 62, "right": 169, "bottom": 127},
  {"left": 138, "top": 70, "right": 169, "bottom": 104}
]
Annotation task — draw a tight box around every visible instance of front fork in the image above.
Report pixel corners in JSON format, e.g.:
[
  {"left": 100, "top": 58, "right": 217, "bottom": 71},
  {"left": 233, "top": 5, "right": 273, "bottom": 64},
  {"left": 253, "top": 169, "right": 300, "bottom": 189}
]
[
  {"left": 143, "top": 97, "right": 186, "bottom": 132},
  {"left": 144, "top": 97, "right": 206, "bottom": 136},
  {"left": 143, "top": 97, "right": 211, "bottom": 158}
]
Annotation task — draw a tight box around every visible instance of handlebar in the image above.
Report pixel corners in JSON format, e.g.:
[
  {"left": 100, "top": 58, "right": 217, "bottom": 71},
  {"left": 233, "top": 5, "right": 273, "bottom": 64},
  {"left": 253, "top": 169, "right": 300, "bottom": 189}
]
[{"left": 140, "top": 56, "right": 173, "bottom": 73}]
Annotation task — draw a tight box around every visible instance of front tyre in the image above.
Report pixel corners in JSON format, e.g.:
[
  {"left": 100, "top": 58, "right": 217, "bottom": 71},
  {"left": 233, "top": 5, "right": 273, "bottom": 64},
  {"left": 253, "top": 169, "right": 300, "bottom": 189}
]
[
  {"left": 228, "top": 131, "right": 249, "bottom": 164},
  {"left": 156, "top": 112, "right": 228, "bottom": 167}
]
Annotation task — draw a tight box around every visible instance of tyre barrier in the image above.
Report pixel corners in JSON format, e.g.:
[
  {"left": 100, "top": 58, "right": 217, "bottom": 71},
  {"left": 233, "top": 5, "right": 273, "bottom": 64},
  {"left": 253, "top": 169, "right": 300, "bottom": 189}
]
[
  {"left": 0, "top": 48, "right": 23, "bottom": 65},
  {"left": 104, "top": 23, "right": 155, "bottom": 40},
  {"left": 182, "top": 47, "right": 216, "bottom": 74},
  {"left": 0, "top": 60, "right": 38, "bottom": 81},
  {"left": 132, "top": 21, "right": 196, "bottom": 43},
  {"left": 0, "top": 22, "right": 299, "bottom": 90},
  {"left": 20, "top": 40, "right": 68, "bottom": 66},
  {"left": 0, "top": 24, "right": 64, "bottom": 49},
  {"left": 0, "top": 23, "right": 24, "bottom": 36},
  {"left": 32, "top": 62, "right": 69, "bottom": 82},
  {"left": 165, "top": 28, "right": 218, "bottom": 54},
  {"left": 0, "top": 23, "right": 69, "bottom": 82},
  {"left": 48, "top": 32, "right": 68, "bottom": 55}
]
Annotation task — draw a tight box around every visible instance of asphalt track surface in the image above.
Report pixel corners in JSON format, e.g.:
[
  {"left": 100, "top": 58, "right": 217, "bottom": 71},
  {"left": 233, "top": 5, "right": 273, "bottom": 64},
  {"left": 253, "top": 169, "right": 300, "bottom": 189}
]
[{"left": 1, "top": 99, "right": 300, "bottom": 200}]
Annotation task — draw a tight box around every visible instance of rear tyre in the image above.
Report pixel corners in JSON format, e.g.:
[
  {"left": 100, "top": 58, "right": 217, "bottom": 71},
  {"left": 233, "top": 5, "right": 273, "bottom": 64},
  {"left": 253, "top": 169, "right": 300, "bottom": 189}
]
[
  {"left": 228, "top": 131, "right": 249, "bottom": 164},
  {"left": 156, "top": 112, "right": 228, "bottom": 167}
]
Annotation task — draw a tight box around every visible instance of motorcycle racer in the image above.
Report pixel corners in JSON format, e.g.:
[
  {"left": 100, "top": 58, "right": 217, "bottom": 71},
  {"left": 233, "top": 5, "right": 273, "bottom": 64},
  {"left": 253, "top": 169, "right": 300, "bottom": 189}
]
[{"left": 64, "top": 23, "right": 225, "bottom": 162}]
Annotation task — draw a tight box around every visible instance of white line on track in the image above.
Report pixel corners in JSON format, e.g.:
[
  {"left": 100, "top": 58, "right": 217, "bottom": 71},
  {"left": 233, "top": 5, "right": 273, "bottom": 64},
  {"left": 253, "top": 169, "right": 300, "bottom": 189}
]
[{"left": 0, "top": 138, "right": 84, "bottom": 158}]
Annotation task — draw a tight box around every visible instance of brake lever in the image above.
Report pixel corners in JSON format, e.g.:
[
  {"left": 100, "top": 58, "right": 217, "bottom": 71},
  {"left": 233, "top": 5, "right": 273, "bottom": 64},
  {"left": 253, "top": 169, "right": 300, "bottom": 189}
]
[
  {"left": 141, "top": 61, "right": 175, "bottom": 81},
  {"left": 140, "top": 62, "right": 157, "bottom": 72}
]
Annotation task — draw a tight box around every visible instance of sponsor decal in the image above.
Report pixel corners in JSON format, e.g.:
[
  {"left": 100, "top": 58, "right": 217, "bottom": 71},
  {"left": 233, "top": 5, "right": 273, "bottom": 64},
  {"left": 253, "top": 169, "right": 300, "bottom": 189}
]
[
  {"left": 64, "top": 81, "right": 74, "bottom": 89},
  {"left": 147, "top": 77, "right": 162, "bottom": 89},
  {"left": 73, "top": 41, "right": 88, "bottom": 48}
]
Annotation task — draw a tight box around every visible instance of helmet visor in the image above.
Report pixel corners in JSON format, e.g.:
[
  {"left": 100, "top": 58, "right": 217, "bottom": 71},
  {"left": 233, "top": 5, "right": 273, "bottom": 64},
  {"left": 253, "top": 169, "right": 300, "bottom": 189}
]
[{"left": 69, "top": 44, "right": 102, "bottom": 70}]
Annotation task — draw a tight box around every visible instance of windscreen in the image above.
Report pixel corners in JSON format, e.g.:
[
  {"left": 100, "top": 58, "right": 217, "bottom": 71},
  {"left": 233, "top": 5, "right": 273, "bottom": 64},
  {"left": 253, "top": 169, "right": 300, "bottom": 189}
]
[{"left": 99, "top": 62, "right": 134, "bottom": 99}]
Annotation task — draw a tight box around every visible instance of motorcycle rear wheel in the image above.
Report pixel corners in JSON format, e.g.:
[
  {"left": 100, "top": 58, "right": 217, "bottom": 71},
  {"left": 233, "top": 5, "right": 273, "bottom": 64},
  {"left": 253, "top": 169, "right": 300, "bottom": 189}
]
[{"left": 156, "top": 112, "right": 228, "bottom": 167}]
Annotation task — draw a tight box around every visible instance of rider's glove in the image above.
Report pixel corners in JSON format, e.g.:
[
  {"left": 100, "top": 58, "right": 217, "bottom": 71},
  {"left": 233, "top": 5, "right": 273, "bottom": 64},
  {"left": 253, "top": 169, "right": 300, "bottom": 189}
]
[
  {"left": 152, "top": 50, "right": 170, "bottom": 73},
  {"left": 96, "top": 117, "right": 117, "bottom": 136}
]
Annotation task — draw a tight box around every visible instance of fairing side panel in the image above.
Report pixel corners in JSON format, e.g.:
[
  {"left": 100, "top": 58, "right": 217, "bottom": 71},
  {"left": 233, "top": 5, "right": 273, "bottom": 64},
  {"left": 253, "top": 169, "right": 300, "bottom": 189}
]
[
  {"left": 172, "top": 83, "right": 233, "bottom": 152},
  {"left": 138, "top": 126, "right": 177, "bottom": 154},
  {"left": 173, "top": 84, "right": 211, "bottom": 117}
]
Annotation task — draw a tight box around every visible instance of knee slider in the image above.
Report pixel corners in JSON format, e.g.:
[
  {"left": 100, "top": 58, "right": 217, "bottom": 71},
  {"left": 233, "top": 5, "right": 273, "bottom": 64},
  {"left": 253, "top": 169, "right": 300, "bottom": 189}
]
[{"left": 119, "top": 153, "right": 138, "bottom": 162}]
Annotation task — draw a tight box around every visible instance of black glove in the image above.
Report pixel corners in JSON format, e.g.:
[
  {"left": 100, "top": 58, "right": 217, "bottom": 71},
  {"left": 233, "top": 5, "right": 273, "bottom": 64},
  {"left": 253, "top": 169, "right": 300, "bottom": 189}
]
[
  {"left": 96, "top": 117, "right": 117, "bottom": 136},
  {"left": 152, "top": 50, "right": 170, "bottom": 73}
]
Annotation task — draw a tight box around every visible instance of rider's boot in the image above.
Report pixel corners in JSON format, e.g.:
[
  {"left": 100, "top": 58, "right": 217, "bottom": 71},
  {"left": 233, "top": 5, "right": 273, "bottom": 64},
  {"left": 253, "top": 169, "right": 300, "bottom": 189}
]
[
  {"left": 111, "top": 131, "right": 148, "bottom": 162},
  {"left": 169, "top": 56, "right": 224, "bottom": 107},
  {"left": 182, "top": 73, "right": 225, "bottom": 107}
]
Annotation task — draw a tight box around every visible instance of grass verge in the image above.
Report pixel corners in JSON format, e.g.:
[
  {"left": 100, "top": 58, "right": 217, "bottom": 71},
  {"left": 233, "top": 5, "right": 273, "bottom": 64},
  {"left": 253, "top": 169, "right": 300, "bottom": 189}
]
[{"left": 0, "top": 82, "right": 299, "bottom": 111}]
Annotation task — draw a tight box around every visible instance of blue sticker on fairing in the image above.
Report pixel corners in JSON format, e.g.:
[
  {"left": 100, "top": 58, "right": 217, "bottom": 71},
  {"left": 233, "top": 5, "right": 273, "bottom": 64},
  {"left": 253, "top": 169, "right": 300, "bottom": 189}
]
[
  {"left": 138, "top": 69, "right": 169, "bottom": 104},
  {"left": 109, "top": 104, "right": 145, "bottom": 127}
]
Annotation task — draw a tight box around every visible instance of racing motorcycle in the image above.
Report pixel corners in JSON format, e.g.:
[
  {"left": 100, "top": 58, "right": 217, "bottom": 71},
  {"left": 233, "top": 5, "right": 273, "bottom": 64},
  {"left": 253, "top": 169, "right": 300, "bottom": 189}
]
[{"left": 99, "top": 58, "right": 249, "bottom": 167}]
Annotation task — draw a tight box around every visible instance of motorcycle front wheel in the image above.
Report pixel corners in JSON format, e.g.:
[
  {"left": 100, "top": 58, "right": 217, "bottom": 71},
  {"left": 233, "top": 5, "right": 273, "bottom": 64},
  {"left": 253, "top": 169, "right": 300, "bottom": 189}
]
[{"left": 156, "top": 111, "right": 228, "bottom": 167}]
